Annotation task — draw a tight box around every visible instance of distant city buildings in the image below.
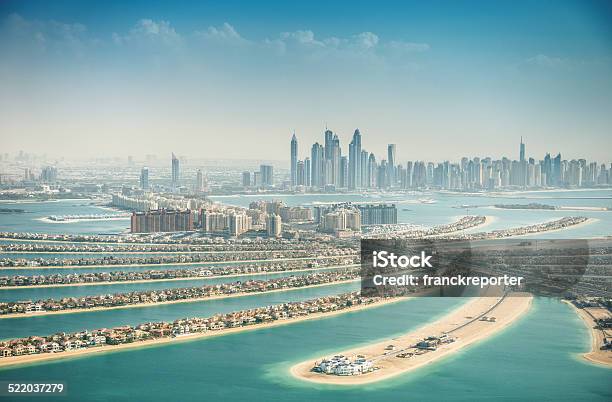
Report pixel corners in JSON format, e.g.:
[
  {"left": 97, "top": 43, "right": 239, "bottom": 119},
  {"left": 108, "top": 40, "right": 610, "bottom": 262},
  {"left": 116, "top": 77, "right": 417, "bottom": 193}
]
[
  {"left": 228, "top": 212, "right": 252, "bottom": 237},
  {"left": 195, "top": 169, "right": 207, "bottom": 193},
  {"left": 200, "top": 210, "right": 228, "bottom": 233},
  {"left": 266, "top": 214, "right": 282, "bottom": 238},
  {"left": 287, "top": 133, "right": 611, "bottom": 191},
  {"left": 40, "top": 166, "right": 58, "bottom": 183},
  {"left": 242, "top": 171, "right": 251, "bottom": 187},
  {"left": 358, "top": 204, "right": 397, "bottom": 225},
  {"left": 140, "top": 167, "right": 149, "bottom": 190},
  {"left": 130, "top": 209, "right": 194, "bottom": 233},
  {"left": 260, "top": 165, "right": 274, "bottom": 187},
  {"left": 290, "top": 133, "right": 298, "bottom": 187},
  {"left": 171, "top": 153, "right": 180, "bottom": 191}
]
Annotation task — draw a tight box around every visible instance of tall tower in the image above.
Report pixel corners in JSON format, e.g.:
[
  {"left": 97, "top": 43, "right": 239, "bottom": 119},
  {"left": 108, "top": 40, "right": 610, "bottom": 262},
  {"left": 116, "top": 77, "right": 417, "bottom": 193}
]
[
  {"left": 349, "top": 129, "right": 362, "bottom": 189},
  {"left": 387, "top": 144, "right": 396, "bottom": 187},
  {"left": 311, "top": 143, "right": 324, "bottom": 187},
  {"left": 520, "top": 137, "right": 525, "bottom": 162},
  {"left": 332, "top": 134, "right": 341, "bottom": 186},
  {"left": 196, "top": 169, "right": 205, "bottom": 192},
  {"left": 171, "top": 153, "right": 180, "bottom": 191},
  {"left": 290, "top": 133, "right": 298, "bottom": 187},
  {"left": 140, "top": 167, "right": 149, "bottom": 190}
]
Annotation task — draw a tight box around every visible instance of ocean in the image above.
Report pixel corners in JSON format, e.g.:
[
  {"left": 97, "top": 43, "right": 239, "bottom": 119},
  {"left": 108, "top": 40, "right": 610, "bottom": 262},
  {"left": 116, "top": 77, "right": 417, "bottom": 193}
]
[{"left": 0, "top": 190, "right": 610, "bottom": 401}]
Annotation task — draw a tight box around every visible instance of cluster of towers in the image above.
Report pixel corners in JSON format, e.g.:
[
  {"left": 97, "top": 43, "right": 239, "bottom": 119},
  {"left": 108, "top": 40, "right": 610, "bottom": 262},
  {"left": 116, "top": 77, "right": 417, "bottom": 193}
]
[
  {"left": 291, "top": 133, "right": 611, "bottom": 191},
  {"left": 291, "top": 129, "right": 400, "bottom": 190}
]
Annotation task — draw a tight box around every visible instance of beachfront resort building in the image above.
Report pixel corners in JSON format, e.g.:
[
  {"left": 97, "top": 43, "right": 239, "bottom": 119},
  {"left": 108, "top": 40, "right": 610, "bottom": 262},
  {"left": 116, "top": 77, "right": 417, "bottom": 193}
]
[{"left": 314, "top": 355, "right": 374, "bottom": 376}]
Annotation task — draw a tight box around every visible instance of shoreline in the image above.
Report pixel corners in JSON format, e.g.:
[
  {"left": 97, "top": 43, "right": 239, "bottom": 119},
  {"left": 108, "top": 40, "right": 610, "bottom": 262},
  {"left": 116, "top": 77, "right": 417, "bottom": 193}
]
[
  {"left": 0, "top": 278, "right": 360, "bottom": 320},
  {"left": 0, "top": 255, "right": 354, "bottom": 270},
  {"left": 514, "top": 217, "right": 598, "bottom": 238},
  {"left": 290, "top": 293, "right": 533, "bottom": 385},
  {"left": 36, "top": 217, "right": 130, "bottom": 224},
  {"left": 0, "top": 297, "right": 403, "bottom": 369},
  {"left": 565, "top": 301, "right": 612, "bottom": 368},
  {"left": 0, "top": 265, "right": 356, "bottom": 290},
  {"left": 0, "top": 249, "right": 316, "bottom": 255}
]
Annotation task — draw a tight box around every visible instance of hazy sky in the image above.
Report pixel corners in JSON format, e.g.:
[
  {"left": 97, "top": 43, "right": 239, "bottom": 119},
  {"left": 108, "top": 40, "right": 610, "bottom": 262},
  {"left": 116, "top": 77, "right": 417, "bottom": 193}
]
[{"left": 1, "top": 0, "right": 611, "bottom": 163}]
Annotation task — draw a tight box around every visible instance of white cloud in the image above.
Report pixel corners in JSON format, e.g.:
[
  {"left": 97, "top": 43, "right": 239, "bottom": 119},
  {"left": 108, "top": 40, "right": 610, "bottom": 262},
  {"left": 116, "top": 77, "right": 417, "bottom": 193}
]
[
  {"left": 1, "top": 13, "right": 88, "bottom": 53},
  {"left": 113, "top": 19, "right": 181, "bottom": 46},
  {"left": 280, "top": 30, "right": 325, "bottom": 47},
  {"left": 354, "top": 32, "right": 379, "bottom": 49},
  {"left": 197, "top": 22, "right": 248, "bottom": 45}
]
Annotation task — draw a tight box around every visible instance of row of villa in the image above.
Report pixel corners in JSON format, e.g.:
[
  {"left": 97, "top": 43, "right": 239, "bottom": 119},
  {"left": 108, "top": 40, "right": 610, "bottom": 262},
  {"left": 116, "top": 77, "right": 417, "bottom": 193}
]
[
  {"left": 0, "top": 292, "right": 382, "bottom": 359},
  {"left": 0, "top": 248, "right": 356, "bottom": 268},
  {"left": 363, "top": 215, "right": 486, "bottom": 238},
  {"left": 0, "top": 230, "right": 353, "bottom": 246},
  {"left": 0, "top": 256, "right": 359, "bottom": 287},
  {"left": 0, "top": 239, "right": 345, "bottom": 253},
  {"left": 0, "top": 269, "right": 359, "bottom": 315}
]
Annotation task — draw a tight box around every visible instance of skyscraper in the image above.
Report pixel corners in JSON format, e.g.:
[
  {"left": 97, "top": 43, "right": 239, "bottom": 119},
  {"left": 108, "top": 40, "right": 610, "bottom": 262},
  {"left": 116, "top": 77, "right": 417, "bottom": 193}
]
[
  {"left": 304, "top": 157, "right": 311, "bottom": 187},
  {"left": 519, "top": 137, "right": 525, "bottom": 162},
  {"left": 296, "top": 160, "right": 305, "bottom": 186},
  {"left": 290, "top": 133, "right": 298, "bottom": 187},
  {"left": 387, "top": 144, "right": 396, "bottom": 187},
  {"left": 266, "top": 214, "right": 282, "bottom": 238},
  {"left": 311, "top": 142, "right": 324, "bottom": 187},
  {"left": 171, "top": 153, "right": 180, "bottom": 191},
  {"left": 260, "top": 165, "right": 274, "bottom": 187},
  {"left": 195, "top": 169, "right": 205, "bottom": 192},
  {"left": 140, "top": 167, "right": 149, "bottom": 190},
  {"left": 348, "top": 129, "right": 362, "bottom": 189},
  {"left": 360, "top": 150, "right": 369, "bottom": 189},
  {"left": 242, "top": 171, "right": 251, "bottom": 187},
  {"left": 339, "top": 156, "right": 348, "bottom": 188},
  {"left": 331, "top": 134, "right": 341, "bottom": 185}
]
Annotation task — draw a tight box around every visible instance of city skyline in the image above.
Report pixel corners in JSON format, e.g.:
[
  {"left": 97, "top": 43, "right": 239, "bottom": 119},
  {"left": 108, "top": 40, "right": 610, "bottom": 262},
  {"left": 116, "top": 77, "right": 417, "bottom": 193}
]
[
  {"left": 288, "top": 130, "right": 610, "bottom": 190},
  {"left": 1, "top": 1, "right": 611, "bottom": 161}
]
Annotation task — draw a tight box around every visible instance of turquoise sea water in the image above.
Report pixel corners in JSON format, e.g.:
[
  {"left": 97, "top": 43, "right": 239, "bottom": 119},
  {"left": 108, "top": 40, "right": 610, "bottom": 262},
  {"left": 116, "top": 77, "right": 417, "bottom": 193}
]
[
  {"left": 0, "top": 297, "right": 609, "bottom": 402},
  {"left": 0, "top": 190, "right": 610, "bottom": 401}
]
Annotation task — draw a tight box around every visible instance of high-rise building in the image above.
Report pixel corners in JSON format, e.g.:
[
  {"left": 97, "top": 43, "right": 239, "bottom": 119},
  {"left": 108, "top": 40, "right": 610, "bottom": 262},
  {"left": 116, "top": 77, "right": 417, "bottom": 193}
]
[
  {"left": 331, "top": 134, "right": 341, "bottom": 186},
  {"left": 552, "top": 153, "right": 562, "bottom": 186},
  {"left": 358, "top": 204, "right": 398, "bottom": 225},
  {"left": 266, "top": 214, "right": 282, "bottom": 238},
  {"left": 387, "top": 144, "right": 396, "bottom": 187},
  {"left": 348, "top": 129, "right": 362, "bottom": 189},
  {"left": 368, "top": 153, "right": 377, "bottom": 188},
  {"left": 131, "top": 209, "right": 194, "bottom": 233},
  {"left": 519, "top": 137, "right": 525, "bottom": 162},
  {"left": 195, "top": 169, "right": 204, "bottom": 192},
  {"left": 228, "top": 213, "right": 251, "bottom": 237},
  {"left": 311, "top": 142, "right": 324, "bottom": 187},
  {"left": 140, "top": 167, "right": 149, "bottom": 190},
  {"left": 260, "top": 165, "right": 274, "bottom": 187},
  {"left": 290, "top": 133, "right": 298, "bottom": 187},
  {"left": 171, "top": 153, "right": 180, "bottom": 191},
  {"left": 200, "top": 210, "right": 228, "bottom": 233},
  {"left": 360, "top": 150, "right": 368, "bottom": 187},
  {"left": 339, "top": 156, "right": 348, "bottom": 188},
  {"left": 304, "top": 157, "right": 311, "bottom": 187},
  {"left": 242, "top": 171, "right": 251, "bottom": 187},
  {"left": 296, "top": 160, "right": 305, "bottom": 186},
  {"left": 40, "top": 166, "right": 58, "bottom": 183}
]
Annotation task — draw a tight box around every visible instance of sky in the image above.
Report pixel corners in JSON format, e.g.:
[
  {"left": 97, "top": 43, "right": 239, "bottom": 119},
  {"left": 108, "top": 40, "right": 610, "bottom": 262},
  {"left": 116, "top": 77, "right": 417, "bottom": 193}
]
[{"left": 1, "top": 0, "right": 611, "bottom": 163}]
